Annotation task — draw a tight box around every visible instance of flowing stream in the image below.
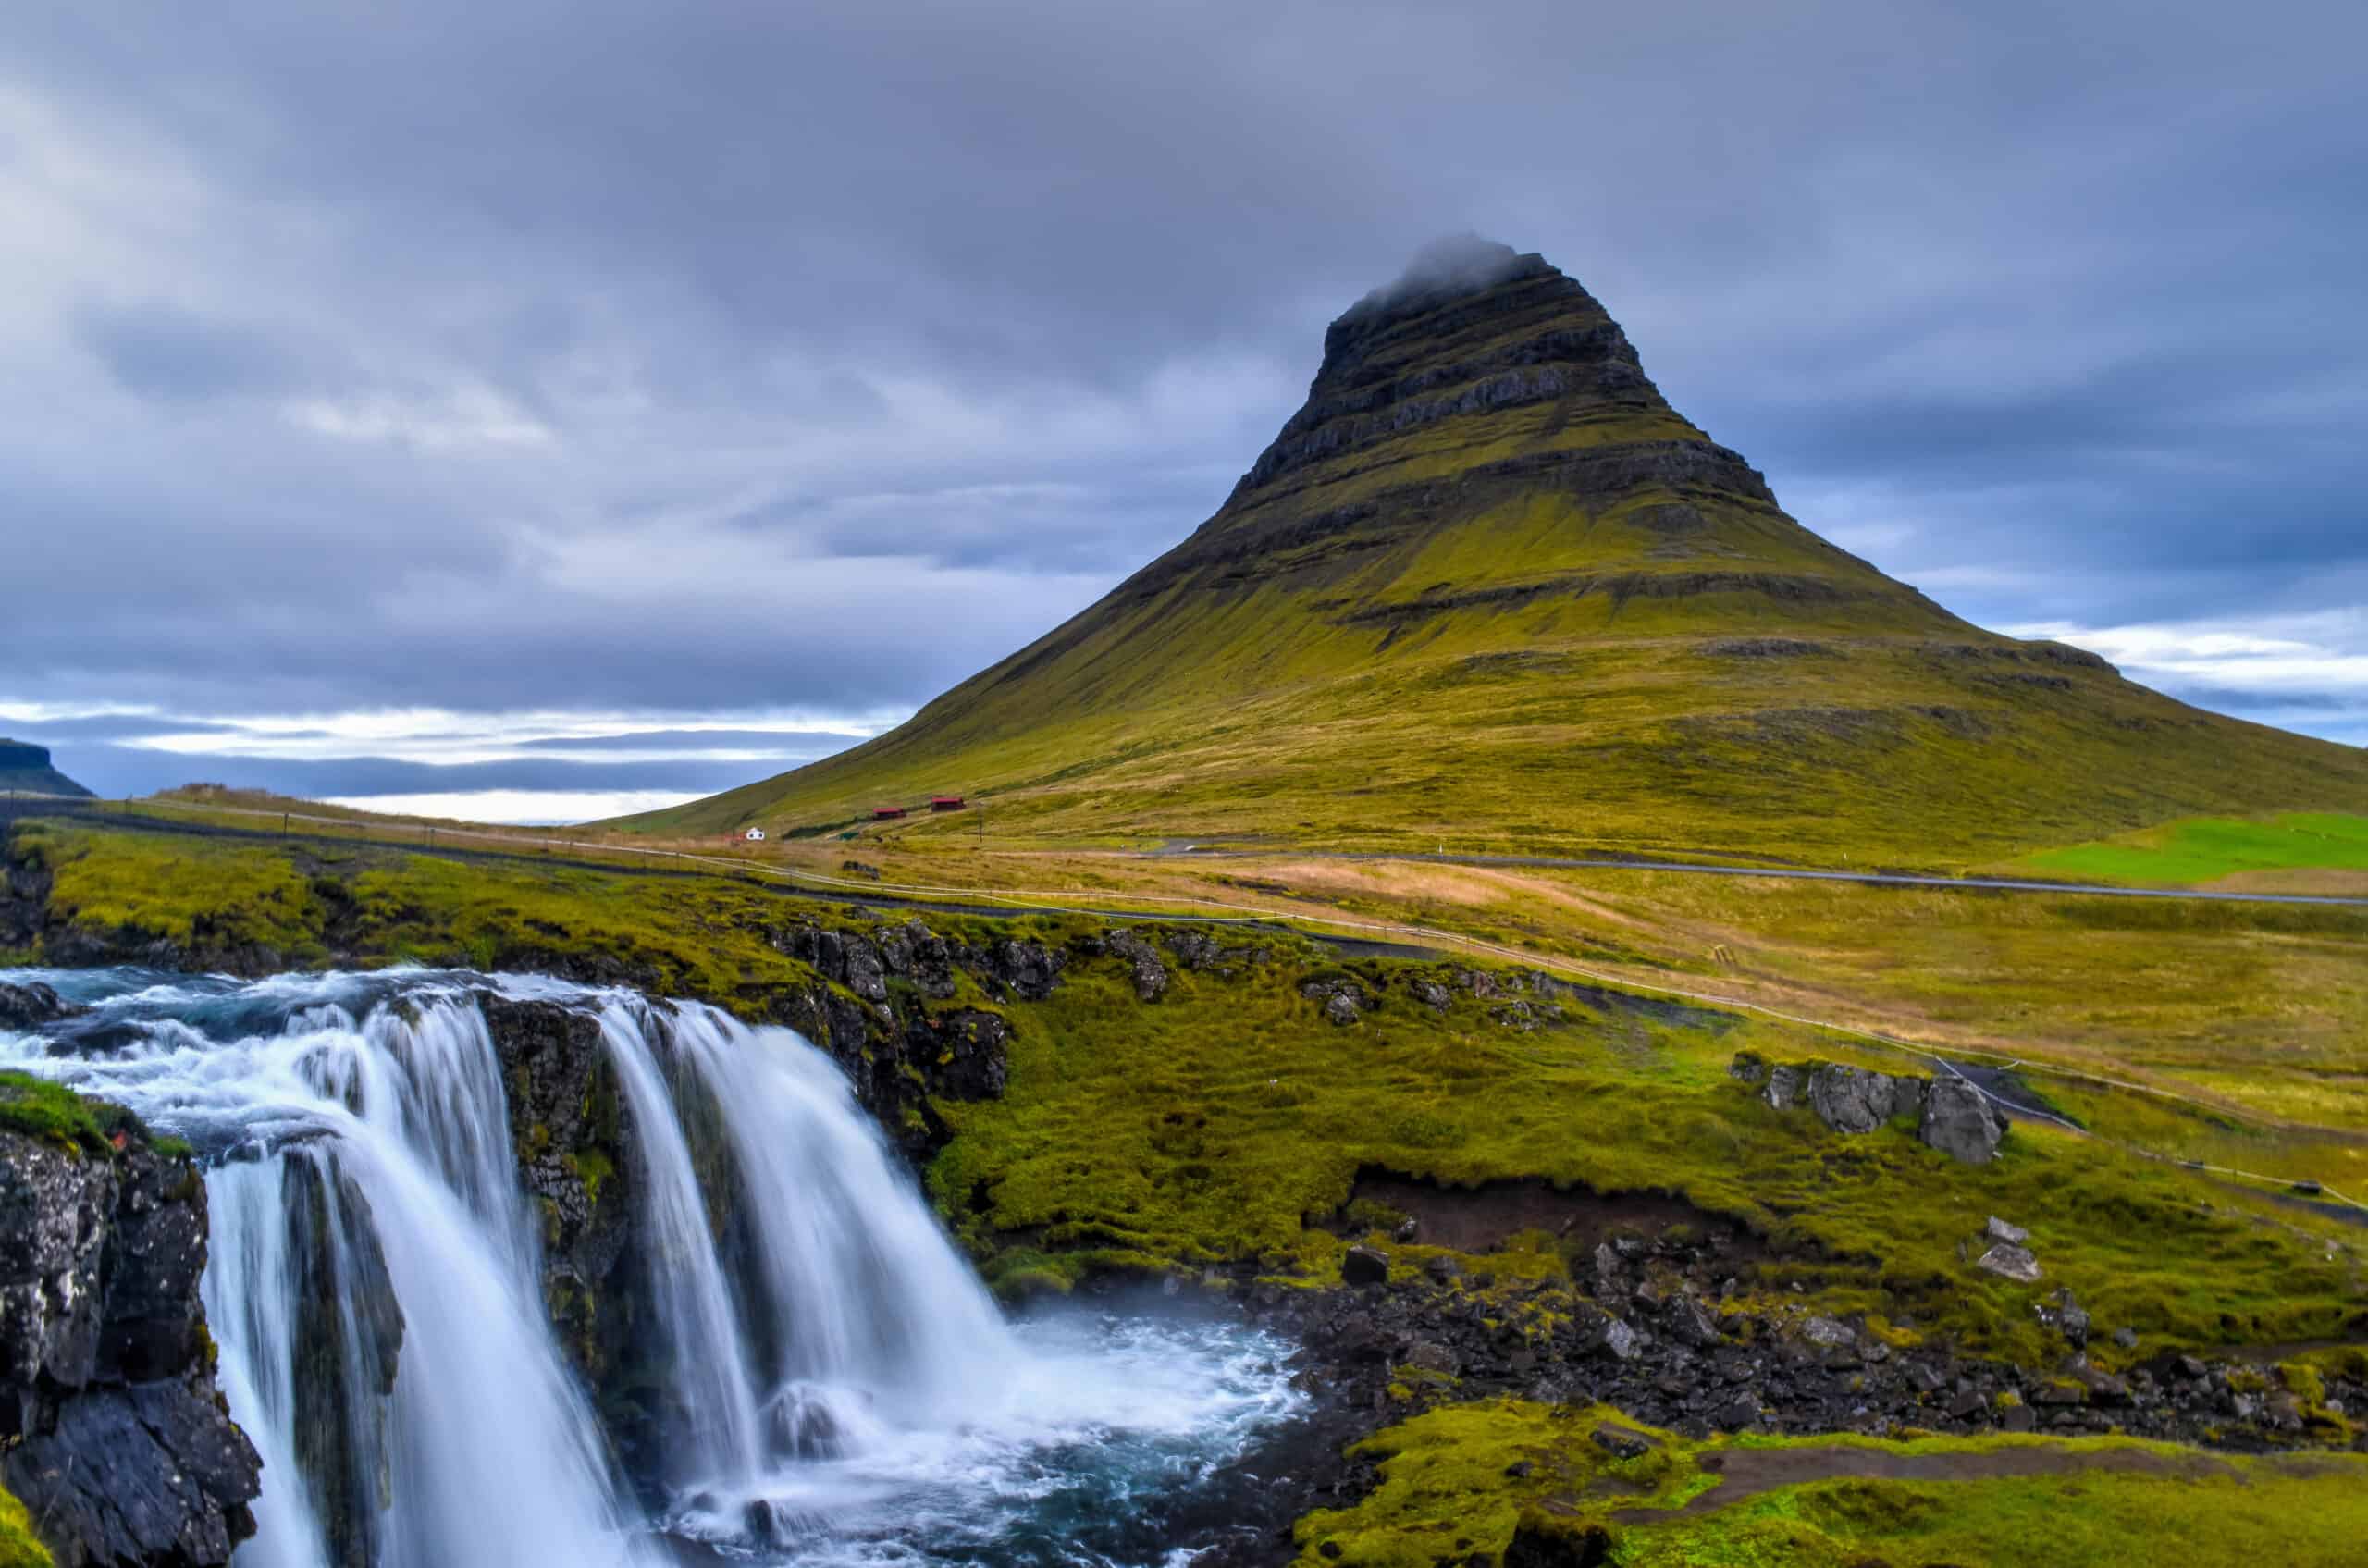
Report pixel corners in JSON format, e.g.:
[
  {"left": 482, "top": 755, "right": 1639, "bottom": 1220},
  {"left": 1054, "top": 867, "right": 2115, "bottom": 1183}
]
[{"left": 2, "top": 968, "right": 1301, "bottom": 1567}]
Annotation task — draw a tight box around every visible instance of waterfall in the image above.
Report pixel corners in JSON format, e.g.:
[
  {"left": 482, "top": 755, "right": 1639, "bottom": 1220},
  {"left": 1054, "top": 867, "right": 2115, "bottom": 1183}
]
[
  {"left": 20, "top": 983, "right": 656, "bottom": 1568},
  {"left": 6, "top": 967, "right": 1301, "bottom": 1568},
  {"left": 593, "top": 1000, "right": 763, "bottom": 1485}
]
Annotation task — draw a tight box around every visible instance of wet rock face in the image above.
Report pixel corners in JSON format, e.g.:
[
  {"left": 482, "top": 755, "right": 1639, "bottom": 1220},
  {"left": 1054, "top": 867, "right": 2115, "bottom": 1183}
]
[
  {"left": 0, "top": 1125, "right": 260, "bottom": 1568},
  {"left": 475, "top": 996, "right": 639, "bottom": 1399},
  {"left": 282, "top": 1154, "right": 405, "bottom": 1568},
  {"left": 0, "top": 980, "right": 82, "bottom": 1030}
]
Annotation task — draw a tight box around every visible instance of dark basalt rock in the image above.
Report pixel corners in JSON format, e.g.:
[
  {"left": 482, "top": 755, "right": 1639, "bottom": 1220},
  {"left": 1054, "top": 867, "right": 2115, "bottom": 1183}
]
[
  {"left": 0, "top": 980, "right": 82, "bottom": 1030},
  {"left": 280, "top": 1152, "right": 403, "bottom": 1568},
  {"left": 985, "top": 938, "right": 1064, "bottom": 1002},
  {"left": 1, "top": 1121, "right": 259, "bottom": 1567},
  {"left": 475, "top": 995, "right": 640, "bottom": 1404},
  {"left": 1104, "top": 929, "right": 1169, "bottom": 1002}
]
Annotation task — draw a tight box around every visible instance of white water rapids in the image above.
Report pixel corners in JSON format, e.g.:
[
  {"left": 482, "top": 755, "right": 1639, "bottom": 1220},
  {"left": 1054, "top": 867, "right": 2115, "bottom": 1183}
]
[{"left": 2, "top": 968, "right": 1302, "bottom": 1567}]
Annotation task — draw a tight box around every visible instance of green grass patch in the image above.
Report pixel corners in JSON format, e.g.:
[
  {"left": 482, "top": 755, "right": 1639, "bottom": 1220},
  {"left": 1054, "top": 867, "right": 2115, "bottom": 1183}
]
[
  {"left": 1295, "top": 1398, "right": 2368, "bottom": 1567},
  {"left": 16, "top": 819, "right": 2365, "bottom": 1364},
  {"left": 0, "top": 1481, "right": 53, "bottom": 1568},
  {"left": 2012, "top": 812, "right": 2368, "bottom": 888}
]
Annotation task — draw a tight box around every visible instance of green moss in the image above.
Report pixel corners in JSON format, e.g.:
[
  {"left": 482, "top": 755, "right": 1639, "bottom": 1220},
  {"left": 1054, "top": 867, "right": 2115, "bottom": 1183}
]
[
  {"left": 0, "top": 1481, "right": 54, "bottom": 1568},
  {"left": 0, "top": 1070, "right": 117, "bottom": 1156},
  {"left": 563, "top": 1149, "right": 616, "bottom": 1204},
  {"left": 1293, "top": 1400, "right": 2368, "bottom": 1567}
]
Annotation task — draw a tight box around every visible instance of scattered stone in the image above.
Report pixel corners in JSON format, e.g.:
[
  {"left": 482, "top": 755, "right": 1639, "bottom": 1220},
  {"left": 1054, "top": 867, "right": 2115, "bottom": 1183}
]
[
  {"left": 1341, "top": 1246, "right": 1390, "bottom": 1287},
  {"left": 1799, "top": 1315, "right": 1857, "bottom": 1352},
  {"left": 2032, "top": 1379, "right": 2087, "bottom": 1407},
  {"left": 1402, "top": 1340, "right": 1458, "bottom": 1376},
  {"left": 1975, "top": 1242, "right": 2042, "bottom": 1283},
  {"left": 1666, "top": 1298, "right": 1721, "bottom": 1349},
  {"left": 1393, "top": 1216, "right": 1420, "bottom": 1243},
  {"left": 1411, "top": 979, "right": 1453, "bottom": 1011},
  {"left": 1422, "top": 1254, "right": 1464, "bottom": 1282},
  {"left": 1727, "top": 1050, "right": 1768, "bottom": 1084},
  {"left": 1999, "top": 1403, "right": 2037, "bottom": 1433},
  {"left": 1590, "top": 1424, "right": 1652, "bottom": 1461},
  {"left": 1920, "top": 1077, "right": 2004, "bottom": 1164},
  {"left": 1301, "top": 979, "right": 1367, "bottom": 1025},
  {"left": 2048, "top": 1290, "right": 2091, "bottom": 1349},
  {"left": 1985, "top": 1216, "right": 2029, "bottom": 1246},
  {"left": 2113, "top": 1327, "right": 2139, "bottom": 1351}
]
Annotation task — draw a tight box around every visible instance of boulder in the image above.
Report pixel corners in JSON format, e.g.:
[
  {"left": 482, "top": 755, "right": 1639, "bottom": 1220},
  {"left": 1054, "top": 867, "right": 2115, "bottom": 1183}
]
[
  {"left": 1727, "top": 1051, "right": 1768, "bottom": 1085},
  {"left": 1806, "top": 1064, "right": 1907, "bottom": 1135},
  {"left": 989, "top": 938, "right": 1065, "bottom": 1001},
  {"left": 1301, "top": 979, "right": 1367, "bottom": 1025},
  {"left": 1341, "top": 1245, "right": 1390, "bottom": 1287},
  {"left": 1975, "top": 1242, "right": 2043, "bottom": 1283},
  {"left": 1985, "top": 1215, "right": 2029, "bottom": 1246},
  {"left": 0, "top": 981, "right": 81, "bottom": 1030},
  {"left": 1161, "top": 929, "right": 1224, "bottom": 971},
  {"left": 1104, "top": 930, "right": 1169, "bottom": 1002},
  {"left": 1590, "top": 1423, "right": 1651, "bottom": 1460},
  {"left": 1762, "top": 1064, "right": 1806, "bottom": 1111},
  {"left": 1920, "top": 1077, "right": 2004, "bottom": 1164}
]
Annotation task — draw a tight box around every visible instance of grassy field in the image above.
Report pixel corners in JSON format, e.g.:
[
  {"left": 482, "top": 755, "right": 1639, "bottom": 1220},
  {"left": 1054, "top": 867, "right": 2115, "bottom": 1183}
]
[
  {"left": 2007, "top": 812, "right": 2368, "bottom": 889},
  {"left": 1294, "top": 1400, "right": 2368, "bottom": 1567},
  {"left": 13, "top": 817, "right": 2366, "bottom": 1371}
]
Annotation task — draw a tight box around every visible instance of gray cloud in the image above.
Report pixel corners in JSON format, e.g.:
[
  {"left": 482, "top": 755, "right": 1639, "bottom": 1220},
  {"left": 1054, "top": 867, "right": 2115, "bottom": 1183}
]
[{"left": 1, "top": 0, "right": 2363, "bottom": 788}]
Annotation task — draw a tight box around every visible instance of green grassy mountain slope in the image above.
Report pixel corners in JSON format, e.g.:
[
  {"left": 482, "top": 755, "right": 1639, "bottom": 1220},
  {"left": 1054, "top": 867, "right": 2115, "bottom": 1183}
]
[
  {"left": 0, "top": 741, "right": 92, "bottom": 800},
  {"left": 616, "top": 239, "right": 2368, "bottom": 864}
]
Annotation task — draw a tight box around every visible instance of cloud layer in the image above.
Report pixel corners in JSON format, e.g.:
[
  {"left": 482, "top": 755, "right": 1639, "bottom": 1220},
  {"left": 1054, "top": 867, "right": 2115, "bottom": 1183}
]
[{"left": 2, "top": 2, "right": 2362, "bottom": 818}]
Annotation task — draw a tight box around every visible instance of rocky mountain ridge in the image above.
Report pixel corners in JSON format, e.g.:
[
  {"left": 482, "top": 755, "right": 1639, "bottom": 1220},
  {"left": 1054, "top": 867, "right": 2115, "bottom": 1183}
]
[{"left": 620, "top": 241, "right": 2368, "bottom": 859}]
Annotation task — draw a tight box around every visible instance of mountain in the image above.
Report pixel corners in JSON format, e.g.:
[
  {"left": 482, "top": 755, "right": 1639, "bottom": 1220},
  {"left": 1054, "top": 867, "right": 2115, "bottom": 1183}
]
[
  {"left": 0, "top": 740, "right": 92, "bottom": 799},
  {"left": 614, "top": 239, "right": 2368, "bottom": 864}
]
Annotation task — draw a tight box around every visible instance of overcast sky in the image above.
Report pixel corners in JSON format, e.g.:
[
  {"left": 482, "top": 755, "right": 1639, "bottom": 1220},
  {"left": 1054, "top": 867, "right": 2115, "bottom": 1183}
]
[{"left": 2, "top": 1, "right": 2361, "bottom": 821}]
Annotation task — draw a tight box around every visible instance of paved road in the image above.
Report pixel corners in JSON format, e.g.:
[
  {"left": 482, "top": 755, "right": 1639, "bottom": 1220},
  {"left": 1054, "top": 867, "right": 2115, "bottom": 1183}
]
[{"left": 1156, "top": 846, "right": 2368, "bottom": 907}]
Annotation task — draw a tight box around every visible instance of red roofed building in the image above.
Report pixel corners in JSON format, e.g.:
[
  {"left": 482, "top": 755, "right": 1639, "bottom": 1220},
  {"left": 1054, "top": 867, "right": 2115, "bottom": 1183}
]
[{"left": 930, "top": 795, "right": 967, "bottom": 812}]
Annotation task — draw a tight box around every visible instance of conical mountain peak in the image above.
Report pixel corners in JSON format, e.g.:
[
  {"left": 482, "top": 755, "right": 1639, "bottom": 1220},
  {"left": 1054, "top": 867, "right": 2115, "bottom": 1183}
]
[{"left": 618, "top": 243, "right": 2368, "bottom": 860}]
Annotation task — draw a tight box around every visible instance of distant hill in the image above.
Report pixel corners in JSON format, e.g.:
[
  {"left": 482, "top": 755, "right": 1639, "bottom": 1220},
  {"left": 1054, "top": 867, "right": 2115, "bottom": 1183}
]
[
  {"left": 0, "top": 739, "right": 93, "bottom": 799},
  {"left": 612, "top": 239, "right": 2368, "bottom": 865}
]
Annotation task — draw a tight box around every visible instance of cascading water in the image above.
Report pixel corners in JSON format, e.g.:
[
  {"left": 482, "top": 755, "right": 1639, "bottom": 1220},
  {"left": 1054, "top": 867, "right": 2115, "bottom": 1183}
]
[{"left": 3, "top": 968, "right": 1303, "bottom": 1567}]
